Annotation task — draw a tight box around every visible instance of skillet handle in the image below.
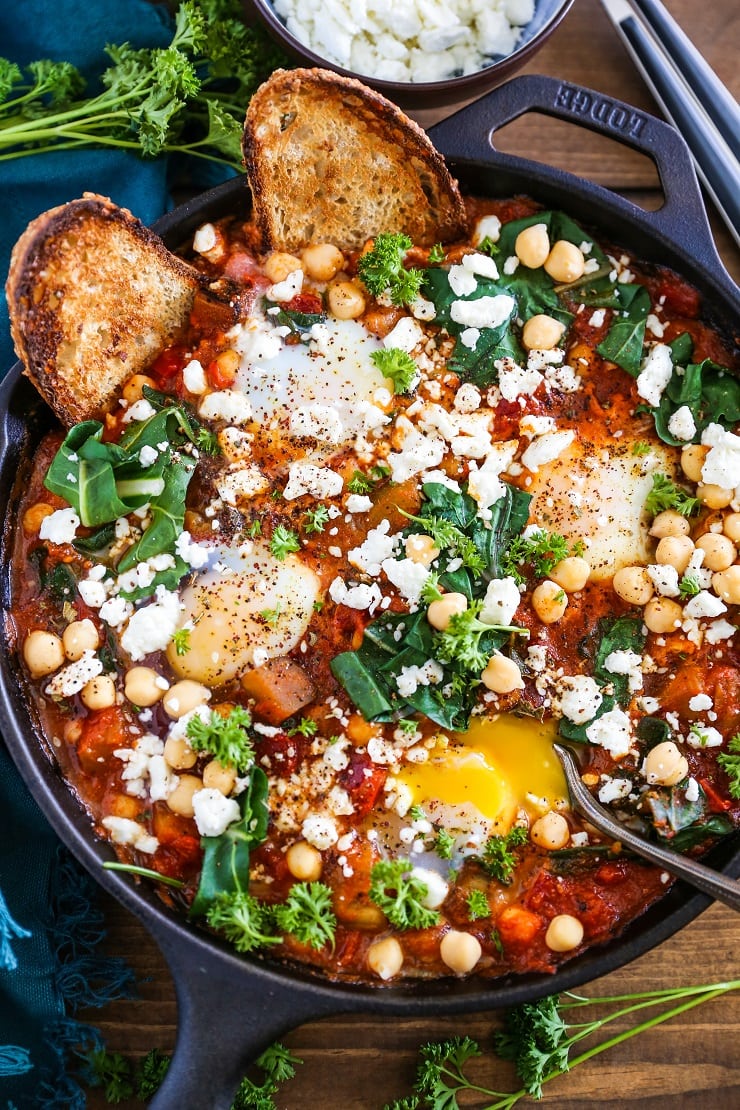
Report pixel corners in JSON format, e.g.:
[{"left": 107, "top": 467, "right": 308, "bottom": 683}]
[
  {"left": 147, "top": 927, "right": 339, "bottom": 1110},
  {"left": 428, "top": 74, "right": 725, "bottom": 280}
]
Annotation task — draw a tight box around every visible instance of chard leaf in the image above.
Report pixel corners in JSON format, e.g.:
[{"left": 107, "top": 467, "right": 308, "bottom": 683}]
[
  {"left": 117, "top": 555, "right": 191, "bottom": 602},
  {"left": 116, "top": 453, "right": 196, "bottom": 572},
  {"left": 593, "top": 615, "right": 645, "bottom": 704},
  {"left": 653, "top": 356, "right": 740, "bottom": 445},
  {"left": 666, "top": 814, "right": 733, "bottom": 851},
  {"left": 447, "top": 324, "right": 522, "bottom": 388},
  {"left": 72, "top": 522, "right": 116, "bottom": 554},
  {"left": 190, "top": 766, "right": 269, "bottom": 917},
  {"left": 596, "top": 283, "right": 650, "bottom": 375},
  {"left": 329, "top": 651, "right": 394, "bottom": 721}
]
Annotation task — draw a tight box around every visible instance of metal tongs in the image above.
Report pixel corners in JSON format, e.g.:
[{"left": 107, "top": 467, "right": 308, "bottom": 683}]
[{"left": 554, "top": 743, "right": 740, "bottom": 911}]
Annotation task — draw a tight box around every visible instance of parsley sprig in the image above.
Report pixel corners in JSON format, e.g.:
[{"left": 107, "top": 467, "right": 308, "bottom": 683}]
[
  {"left": 270, "top": 524, "right": 300, "bottom": 560},
  {"left": 717, "top": 733, "right": 740, "bottom": 798},
  {"left": 358, "top": 233, "right": 425, "bottom": 306},
  {"left": 186, "top": 704, "right": 254, "bottom": 772},
  {"left": 369, "top": 859, "right": 440, "bottom": 930},
  {"left": 371, "top": 347, "right": 420, "bottom": 394},
  {"left": 386, "top": 981, "right": 740, "bottom": 1109},
  {"left": 644, "top": 472, "right": 700, "bottom": 517},
  {"left": 434, "top": 603, "right": 527, "bottom": 675},
  {"left": 501, "top": 528, "right": 582, "bottom": 585},
  {"left": 0, "top": 1, "right": 286, "bottom": 168},
  {"left": 273, "top": 881, "right": 337, "bottom": 951},
  {"left": 479, "top": 826, "right": 528, "bottom": 884},
  {"left": 400, "top": 510, "right": 486, "bottom": 576}
]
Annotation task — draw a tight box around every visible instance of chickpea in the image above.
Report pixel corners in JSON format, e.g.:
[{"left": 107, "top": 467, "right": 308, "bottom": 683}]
[
  {"left": 644, "top": 740, "right": 689, "bottom": 786},
  {"left": 166, "top": 774, "right": 202, "bottom": 818},
  {"left": 62, "top": 618, "right": 100, "bottom": 661},
  {"left": 697, "top": 483, "right": 734, "bottom": 510},
  {"left": 612, "top": 566, "right": 654, "bottom": 605},
  {"left": 439, "top": 930, "right": 482, "bottom": 974},
  {"left": 163, "top": 735, "right": 198, "bottom": 770},
  {"left": 202, "top": 759, "right": 237, "bottom": 795},
  {"left": 405, "top": 534, "right": 440, "bottom": 567},
  {"left": 301, "top": 242, "right": 345, "bottom": 282},
  {"left": 163, "top": 679, "right": 211, "bottom": 719},
  {"left": 530, "top": 811, "right": 570, "bottom": 850},
  {"left": 643, "top": 597, "right": 683, "bottom": 634},
  {"left": 654, "top": 535, "right": 695, "bottom": 575},
  {"left": 480, "top": 652, "right": 525, "bottom": 694},
  {"left": 263, "top": 251, "right": 302, "bottom": 283},
  {"left": 680, "top": 443, "right": 708, "bottom": 483},
  {"left": 23, "top": 630, "right": 65, "bottom": 678},
  {"left": 695, "top": 532, "right": 737, "bottom": 572},
  {"left": 80, "top": 675, "right": 117, "bottom": 711},
  {"left": 212, "top": 349, "right": 240, "bottom": 385},
  {"left": 367, "top": 937, "right": 404, "bottom": 981},
  {"left": 427, "top": 592, "right": 468, "bottom": 631},
  {"left": 521, "top": 313, "right": 565, "bottom": 351},
  {"left": 514, "top": 223, "right": 550, "bottom": 269},
  {"left": 531, "top": 580, "right": 569, "bottom": 623},
  {"left": 286, "top": 840, "right": 323, "bottom": 882},
  {"left": 23, "top": 502, "right": 54, "bottom": 534},
  {"left": 649, "top": 510, "right": 691, "bottom": 539},
  {"left": 327, "top": 280, "right": 366, "bottom": 320},
  {"left": 544, "top": 240, "right": 585, "bottom": 283},
  {"left": 549, "top": 555, "right": 590, "bottom": 592},
  {"left": 712, "top": 565, "right": 740, "bottom": 605},
  {"left": 545, "top": 914, "right": 584, "bottom": 952},
  {"left": 723, "top": 512, "right": 740, "bottom": 544},
  {"left": 124, "top": 666, "right": 169, "bottom": 707},
  {"left": 122, "top": 374, "right": 156, "bottom": 405}
]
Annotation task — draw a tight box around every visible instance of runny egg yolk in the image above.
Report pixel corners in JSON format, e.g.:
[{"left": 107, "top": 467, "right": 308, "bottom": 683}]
[{"left": 396, "top": 714, "right": 568, "bottom": 829}]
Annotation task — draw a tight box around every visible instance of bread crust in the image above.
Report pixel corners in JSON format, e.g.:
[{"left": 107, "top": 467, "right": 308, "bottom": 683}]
[
  {"left": 6, "top": 193, "right": 202, "bottom": 426},
  {"left": 243, "top": 68, "right": 469, "bottom": 253}
]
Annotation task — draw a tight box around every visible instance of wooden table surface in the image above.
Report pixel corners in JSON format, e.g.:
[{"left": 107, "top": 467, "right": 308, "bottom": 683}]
[{"left": 83, "top": 1, "right": 739, "bottom": 1106}]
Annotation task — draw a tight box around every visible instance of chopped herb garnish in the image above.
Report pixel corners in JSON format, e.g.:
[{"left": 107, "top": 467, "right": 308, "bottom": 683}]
[
  {"left": 186, "top": 704, "right": 254, "bottom": 772},
  {"left": 303, "top": 503, "right": 330, "bottom": 533},
  {"left": 631, "top": 440, "right": 651, "bottom": 456},
  {"left": 357, "top": 232, "right": 425, "bottom": 306},
  {"left": 270, "top": 524, "right": 300, "bottom": 560},
  {"left": 501, "top": 528, "right": 577, "bottom": 584},
  {"left": 247, "top": 519, "right": 262, "bottom": 538},
  {"left": 477, "top": 234, "right": 500, "bottom": 256},
  {"left": 428, "top": 242, "right": 446, "bottom": 263},
  {"left": 171, "top": 626, "right": 191, "bottom": 656},
  {"left": 717, "top": 733, "right": 740, "bottom": 799},
  {"left": 347, "top": 469, "right": 373, "bottom": 495},
  {"left": 369, "top": 859, "right": 440, "bottom": 930},
  {"left": 466, "top": 889, "right": 490, "bottom": 920},
  {"left": 206, "top": 891, "right": 281, "bottom": 953},
  {"left": 371, "top": 347, "right": 420, "bottom": 394},
  {"left": 644, "top": 472, "right": 700, "bottom": 518},
  {"left": 272, "top": 881, "right": 337, "bottom": 951},
  {"left": 679, "top": 573, "right": 702, "bottom": 598},
  {"left": 287, "top": 717, "right": 318, "bottom": 738},
  {"left": 434, "top": 601, "right": 526, "bottom": 675},
  {"left": 196, "top": 427, "right": 221, "bottom": 455},
  {"left": 260, "top": 604, "right": 282, "bottom": 628},
  {"left": 434, "top": 828, "right": 455, "bottom": 860},
  {"left": 480, "top": 825, "right": 528, "bottom": 884},
  {"left": 409, "top": 804, "right": 426, "bottom": 822}
]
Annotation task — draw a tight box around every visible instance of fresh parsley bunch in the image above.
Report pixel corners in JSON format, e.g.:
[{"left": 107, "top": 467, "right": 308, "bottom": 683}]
[{"left": 0, "top": 0, "right": 287, "bottom": 168}]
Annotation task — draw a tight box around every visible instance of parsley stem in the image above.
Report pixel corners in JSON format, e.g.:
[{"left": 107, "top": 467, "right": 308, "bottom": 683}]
[{"left": 103, "top": 861, "right": 185, "bottom": 889}]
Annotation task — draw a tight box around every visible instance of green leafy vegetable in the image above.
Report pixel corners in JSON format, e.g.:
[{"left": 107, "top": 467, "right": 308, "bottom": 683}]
[
  {"left": 369, "top": 859, "right": 440, "bottom": 930},
  {"left": 371, "top": 347, "right": 420, "bottom": 393},
  {"left": 434, "top": 828, "right": 455, "bottom": 860},
  {"left": 501, "top": 528, "right": 581, "bottom": 584},
  {"left": 232, "top": 1043, "right": 302, "bottom": 1110},
  {"left": 273, "top": 302, "right": 326, "bottom": 337},
  {"left": 596, "top": 283, "right": 651, "bottom": 375},
  {"left": 718, "top": 733, "right": 740, "bottom": 799},
  {"left": 171, "top": 626, "right": 192, "bottom": 655},
  {"left": 0, "top": 1, "right": 287, "bottom": 168},
  {"left": 269, "top": 524, "right": 300, "bottom": 560},
  {"left": 82, "top": 1048, "right": 135, "bottom": 1103},
  {"left": 347, "top": 469, "right": 374, "bottom": 495},
  {"left": 205, "top": 890, "right": 281, "bottom": 952},
  {"left": 434, "top": 601, "right": 526, "bottom": 675},
  {"left": 466, "top": 889, "right": 490, "bottom": 920},
  {"left": 357, "top": 232, "right": 424, "bottom": 306},
  {"left": 186, "top": 705, "right": 254, "bottom": 771},
  {"left": 479, "top": 826, "right": 528, "bottom": 884},
  {"left": 559, "top": 615, "right": 645, "bottom": 743},
  {"left": 272, "top": 882, "right": 337, "bottom": 950},
  {"left": 644, "top": 472, "right": 700, "bottom": 518},
  {"left": 652, "top": 354, "right": 740, "bottom": 445}
]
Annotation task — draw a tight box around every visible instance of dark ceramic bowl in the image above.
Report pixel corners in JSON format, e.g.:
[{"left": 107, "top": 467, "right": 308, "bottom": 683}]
[
  {"left": 2, "top": 75, "right": 739, "bottom": 1110},
  {"left": 243, "top": 0, "right": 574, "bottom": 109}
]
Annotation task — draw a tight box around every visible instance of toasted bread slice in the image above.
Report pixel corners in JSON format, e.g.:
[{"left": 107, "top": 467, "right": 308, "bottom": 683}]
[
  {"left": 243, "top": 68, "right": 468, "bottom": 253},
  {"left": 7, "top": 194, "right": 202, "bottom": 426}
]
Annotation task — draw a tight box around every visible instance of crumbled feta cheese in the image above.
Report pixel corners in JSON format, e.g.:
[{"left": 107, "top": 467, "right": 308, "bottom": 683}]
[
  {"left": 182, "top": 358, "right": 207, "bottom": 394},
  {"left": 705, "top": 618, "right": 736, "bottom": 643},
  {"left": 348, "top": 519, "right": 398, "bottom": 576},
  {"left": 479, "top": 576, "right": 521, "bottom": 626},
  {"left": 603, "top": 649, "right": 644, "bottom": 692},
  {"left": 700, "top": 423, "right": 740, "bottom": 489},
  {"left": 686, "top": 724, "right": 723, "bottom": 748},
  {"left": 685, "top": 777, "right": 700, "bottom": 802},
  {"left": 217, "top": 463, "right": 270, "bottom": 506},
  {"left": 383, "top": 316, "right": 425, "bottom": 352},
  {"left": 192, "top": 788, "right": 241, "bottom": 837},
  {"left": 328, "top": 577, "right": 382, "bottom": 611},
  {"left": 647, "top": 563, "right": 680, "bottom": 598},
  {"left": 598, "top": 777, "right": 633, "bottom": 804},
  {"left": 99, "top": 596, "right": 134, "bottom": 630},
  {"left": 301, "top": 814, "right": 338, "bottom": 850},
  {"left": 448, "top": 264, "right": 478, "bottom": 297},
  {"left": 688, "top": 693, "right": 713, "bottom": 712},
  {"left": 521, "top": 430, "right": 575, "bottom": 472},
  {"left": 39, "top": 508, "right": 80, "bottom": 545},
  {"left": 138, "top": 444, "right": 159, "bottom": 468},
  {"left": 496, "top": 357, "right": 543, "bottom": 402},
  {"left": 120, "top": 586, "right": 181, "bottom": 662},
  {"left": 78, "top": 578, "right": 108, "bottom": 609},
  {"left": 387, "top": 416, "right": 445, "bottom": 483},
  {"left": 289, "top": 403, "right": 344, "bottom": 444},
  {"left": 101, "top": 816, "right": 158, "bottom": 854},
  {"left": 175, "top": 530, "right": 212, "bottom": 569},
  {"left": 519, "top": 414, "right": 556, "bottom": 438},
  {"left": 267, "top": 268, "right": 303, "bottom": 303},
  {"left": 193, "top": 222, "right": 217, "bottom": 254},
  {"left": 636, "top": 344, "right": 673, "bottom": 407},
  {"left": 44, "top": 650, "right": 103, "bottom": 697},
  {"left": 381, "top": 556, "right": 430, "bottom": 604},
  {"left": 396, "top": 659, "right": 444, "bottom": 698},
  {"left": 474, "top": 214, "right": 501, "bottom": 244},
  {"left": 122, "top": 398, "right": 157, "bottom": 424},
  {"left": 466, "top": 440, "right": 518, "bottom": 515},
  {"left": 461, "top": 251, "right": 499, "bottom": 280},
  {"left": 683, "top": 591, "right": 727, "bottom": 620},
  {"left": 453, "top": 383, "right": 481, "bottom": 413},
  {"left": 411, "top": 866, "right": 449, "bottom": 909},
  {"left": 667, "top": 405, "right": 697, "bottom": 442},
  {"left": 556, "top": 674, "right": 603, "bottom": 724},
  {"left": 589, "top": 309, "right": 606, "bottom": 328},
  {"left": 283, "top": 461, "right": 344, "bottom": 501},
  {"left": 450, "top": 293, "right": 515, "bottom": 330},
  {"left": 198, "top": 389, "right": 253, "bottom": 425},
  {"left": 586, "top": 707, "right": 633, "bottom": 758}
]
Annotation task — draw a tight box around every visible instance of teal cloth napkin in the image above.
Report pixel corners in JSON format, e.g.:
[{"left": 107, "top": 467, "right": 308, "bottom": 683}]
[{"left": 0, "top": 2, "right": 186, "bottom": 1104}]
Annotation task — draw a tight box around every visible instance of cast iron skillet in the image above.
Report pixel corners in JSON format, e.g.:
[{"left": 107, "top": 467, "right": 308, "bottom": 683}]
[{"left": 1, "top": 76, "right": 739, "bottom": 1109}]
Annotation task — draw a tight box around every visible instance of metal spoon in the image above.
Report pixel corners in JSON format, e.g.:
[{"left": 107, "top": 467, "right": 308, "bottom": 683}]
[{"left": 553, "top": 743, "right": 740, "bottom": 912}]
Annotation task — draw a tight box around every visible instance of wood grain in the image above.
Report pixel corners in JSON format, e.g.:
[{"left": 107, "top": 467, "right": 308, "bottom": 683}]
[{"left": 82, "top": 0, "right": 739, "bottom": 1105}]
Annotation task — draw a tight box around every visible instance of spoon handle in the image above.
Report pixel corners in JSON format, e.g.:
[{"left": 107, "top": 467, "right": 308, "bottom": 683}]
[{"left": 553, "top": 744, "right": 740, "bottom": 912}]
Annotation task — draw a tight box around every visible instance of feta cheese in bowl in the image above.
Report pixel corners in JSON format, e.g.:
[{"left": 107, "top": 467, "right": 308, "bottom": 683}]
[{"left": 244, "top": 0, "right": 574, "bottom": 108}]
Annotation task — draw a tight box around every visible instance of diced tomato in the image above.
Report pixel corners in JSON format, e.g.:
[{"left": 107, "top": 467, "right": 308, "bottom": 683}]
[
  {"left": 698, "top": 777, "right": 733, "bottom": 813},
  {"left": 152, "top": 834, "right": 202, "bottom": 881},
  {"left": 283, "top": 291, "right": 323, "bottom": 316},
  {"left": 340, "top": 751, "right": 386, "bottom": 819},
  {"left": 224, "top": 251, "right": 265, "bottom": 283},
  {"left": 150, "top": 345, "right": 187, "bottom": 387},
  {"left": 496, "top": 904, "right": 542, "bottom": 948},
  {"left": 76, "top": 707, "right": 129, "bottom": 775},
  {"left": 254, "top": 730, "right": 300, "bottom": 777},
  {"left": 206, "top": 355, "right": 237, "bottom": 390}
]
